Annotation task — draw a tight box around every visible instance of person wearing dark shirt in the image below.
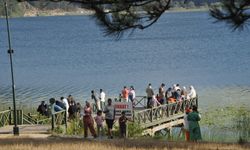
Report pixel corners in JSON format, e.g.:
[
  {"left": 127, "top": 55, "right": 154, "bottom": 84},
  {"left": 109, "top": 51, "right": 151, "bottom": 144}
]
[
  {"left": 37, "top": 101, "right": 48, "bottom": 116},
  {"left": 68, "top": 101, "right": 77, "bottom": 120},
  {"left": 55, "top": 100, "right": 66, "bottom": 110},
  {"left": 119, "top": 111, "right": 128, "bottom": 138}
]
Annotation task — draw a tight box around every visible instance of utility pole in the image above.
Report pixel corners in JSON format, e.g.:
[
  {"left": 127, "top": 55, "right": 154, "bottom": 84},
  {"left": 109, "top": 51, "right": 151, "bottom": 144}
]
[{"left": 4, "top": 1, "right": 19, "bottom": 136}]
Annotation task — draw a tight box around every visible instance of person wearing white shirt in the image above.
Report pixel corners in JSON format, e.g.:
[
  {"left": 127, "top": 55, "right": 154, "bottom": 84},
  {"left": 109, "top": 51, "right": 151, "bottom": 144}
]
[
  {"left": 99, "top": 89, "right": 106, "bottom": 110},
  {"left": 188, "top": 85, "right": 197, "bottom": 99},
  {"left": 61, "top": 97, "right": 69, "bottom": 117}
]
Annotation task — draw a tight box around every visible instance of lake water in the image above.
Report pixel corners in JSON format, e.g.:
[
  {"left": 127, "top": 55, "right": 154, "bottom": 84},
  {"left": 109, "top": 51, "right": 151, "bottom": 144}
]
[{"left": 0, "top": 11, "right": 250, "bottom": 111}]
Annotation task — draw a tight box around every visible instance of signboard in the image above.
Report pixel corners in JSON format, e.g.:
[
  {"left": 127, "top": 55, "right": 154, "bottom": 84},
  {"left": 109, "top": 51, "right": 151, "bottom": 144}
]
[{"left": 114, "top": 102, "right": 133, "bottom": 119}]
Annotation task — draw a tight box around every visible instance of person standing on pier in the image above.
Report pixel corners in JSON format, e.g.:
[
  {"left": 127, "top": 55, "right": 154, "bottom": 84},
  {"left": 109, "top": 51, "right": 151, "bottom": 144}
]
[
  {"left": 61, "top": 97, "right": 69, "bottom": 117},
  {"left": 146, "top": 83, "right": 154, "bottom": 108},
  {"left": 187, "top": 105, "right": 202, "bottom": 142},
  {"left": 99, "top": 89, "right": 106, "bottom": 110},
  {"left": 91, "top": 90, "right": 100, "bottom": 111},
  {"left": 159, "top": 83, "right": 166, "bottom": 104},
  {"left": 188, "top": 86, "right": 197, "bottom": 100},
  {"left": 122, "top": 86, "right": 129, "bottom": 102},
  {"left": 129, "top": 86, "right": 136, "bottom": 106}
]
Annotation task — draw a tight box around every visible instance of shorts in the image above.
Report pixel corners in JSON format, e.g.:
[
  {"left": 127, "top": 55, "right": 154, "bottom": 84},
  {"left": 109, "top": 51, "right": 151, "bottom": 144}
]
[{"left": 106, "top": 119, "right": 114, "bottom": 129}]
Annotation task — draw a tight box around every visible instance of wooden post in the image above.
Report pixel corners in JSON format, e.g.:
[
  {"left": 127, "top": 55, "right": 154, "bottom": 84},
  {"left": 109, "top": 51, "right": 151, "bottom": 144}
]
[
  {"left": 151, "top": 107, "right": 153, "bottom": 122},
  {"left": 167, "top": 127, "right": 173, "bottom": 140},
  {"left": 166, "top": 104, "right": 169, "bottom": 117},
  {"left": 196, "top": 95, "right": 198, "bottom": 108},
  {"left": 16, "top": 110, "right": 19, "bottom": 125},
  {"left": 8, "top": 107, "right": 12, "bottom": 125},
  {"left": 52, "top": 113, "right": 55, "bottom": 130},
  {"left": 64, "top": 110, "right": 67, "bottom": 130},
  {"left": 132, "top": 110, "right": 135, "bottom": 122},
  {"left": 20, "top": 110, "right": 23, "bottom": 125}
]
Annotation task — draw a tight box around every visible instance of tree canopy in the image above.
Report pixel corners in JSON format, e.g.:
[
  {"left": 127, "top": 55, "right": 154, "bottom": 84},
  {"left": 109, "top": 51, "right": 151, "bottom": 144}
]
[
  {"left": 210, "top": 0, "right": 250, "bottom": 31},
  {"left": 15, "top": 0, "right": 250, "bottom": 38}
]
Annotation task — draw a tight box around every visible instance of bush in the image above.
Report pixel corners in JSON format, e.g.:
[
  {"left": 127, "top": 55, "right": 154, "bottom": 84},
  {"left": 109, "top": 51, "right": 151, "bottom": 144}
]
[
  {"left": 66, "top": 118, "right": 84, "bottom": 135},
  {"left": 127, "top": 122, "right": 144, "bottom": 138},
  {"left": 53, "top": 125, "right": 64, "bottom": 134},
  {"left": 0, "top": 0, "right": 25, "bottom": 17}
]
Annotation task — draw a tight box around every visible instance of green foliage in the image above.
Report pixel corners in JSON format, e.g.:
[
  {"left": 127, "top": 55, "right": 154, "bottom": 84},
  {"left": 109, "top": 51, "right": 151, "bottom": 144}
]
[
  {"left": 201, "top": 105, "right": 250, "bottom": 142},
  {"left": 53, "top": 125, "right": 64, "bottom": 134},
  {"left": 233, "top": 107, "right": 250, "bottom": 142},
  {"left": 0, "top": 0, "right": 25, "bottom": 17},
  {"left": 66, "top": 118, "right": 84, "bottom": 135},
  {"left": 127, "top": 122, "right": 144, "bottom": 138}
]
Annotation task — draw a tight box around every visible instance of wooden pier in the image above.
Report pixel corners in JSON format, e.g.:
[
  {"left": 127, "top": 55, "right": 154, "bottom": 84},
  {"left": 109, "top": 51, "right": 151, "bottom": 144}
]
[
  {"left": 0, "top": 96, "right": 198, "bottom": 136},
  {"left": 133, "top": 97, "right": 198, "bottom": 136}
]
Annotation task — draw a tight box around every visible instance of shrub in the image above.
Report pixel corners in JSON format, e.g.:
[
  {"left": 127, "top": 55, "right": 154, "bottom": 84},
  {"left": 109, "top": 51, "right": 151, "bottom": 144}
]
[
  {"left": 127, "top": 122, "right": 144, "bottom": 138},
  {"left": 66, "top": 118, "right": 84, "bottom": 135},
  {"left": 54, "top": 125, "right": 64, "bottom": 134}
]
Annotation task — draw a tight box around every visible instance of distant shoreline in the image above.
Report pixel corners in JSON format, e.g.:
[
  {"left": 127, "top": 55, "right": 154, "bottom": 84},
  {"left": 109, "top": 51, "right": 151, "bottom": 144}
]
[
  {"left": 0, "top": 7, "right": 209, "bottom": 18},
  {"left": 21, "top": 7, "right": 209, "bottom": 18}
]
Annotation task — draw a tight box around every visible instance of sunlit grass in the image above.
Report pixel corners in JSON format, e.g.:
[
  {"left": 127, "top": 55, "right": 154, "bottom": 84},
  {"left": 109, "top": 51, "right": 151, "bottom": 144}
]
[{"left": 0, "top": 137, "right": 249, "bottom": 150}]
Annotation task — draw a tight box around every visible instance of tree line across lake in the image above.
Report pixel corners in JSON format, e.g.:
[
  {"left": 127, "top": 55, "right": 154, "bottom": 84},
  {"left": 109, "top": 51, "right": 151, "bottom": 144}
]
[{"left": 0, "top": 0, "right": 220, "bottom": 17}]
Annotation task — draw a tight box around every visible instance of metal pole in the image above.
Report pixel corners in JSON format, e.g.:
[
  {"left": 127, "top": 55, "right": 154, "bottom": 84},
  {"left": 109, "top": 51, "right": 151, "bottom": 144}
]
[{"left": 4, "top": 1, "right": 19, "bottom": 136}]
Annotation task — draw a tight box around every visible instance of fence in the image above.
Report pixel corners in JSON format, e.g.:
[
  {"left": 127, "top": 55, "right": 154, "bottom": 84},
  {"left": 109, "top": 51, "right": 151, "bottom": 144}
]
[{"left": 133, "top": 97, "right": 198, "bottom": 128}]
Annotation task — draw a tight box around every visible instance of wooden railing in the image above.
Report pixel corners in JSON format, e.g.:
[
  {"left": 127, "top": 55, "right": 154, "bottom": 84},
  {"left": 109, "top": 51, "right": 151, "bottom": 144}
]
[
  {"left": 134, "top": 96, "right": 147, "bottom": 108},
  {"left": 0, "top": 108, "right": 24, "bottom": 127},
  {"left": 0, "top": 109, "right": 12, "bottom": 127},
  {"left": 133, "top": 97, "right": 198, "bottom": 128},
  {"left": 51, "top": 110, "right": 67, "bottom": 130}
]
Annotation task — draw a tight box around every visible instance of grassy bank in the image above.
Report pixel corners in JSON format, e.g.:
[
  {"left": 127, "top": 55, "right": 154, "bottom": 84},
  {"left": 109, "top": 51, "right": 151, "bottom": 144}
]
[{"left": 0, "top": 137, "right": 249, "bottom": 150}]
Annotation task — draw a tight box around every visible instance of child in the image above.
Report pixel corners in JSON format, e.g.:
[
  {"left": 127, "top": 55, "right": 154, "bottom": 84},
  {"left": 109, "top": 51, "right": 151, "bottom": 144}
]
[
  {"left": 119, "top": 111, "right": 128, "bottom": 138},
  {"left": 94, "top": 110, "right": 105, "bottom": 137},
  {"left": 183, "top": 108, "right": 191, "bottom": 141}
]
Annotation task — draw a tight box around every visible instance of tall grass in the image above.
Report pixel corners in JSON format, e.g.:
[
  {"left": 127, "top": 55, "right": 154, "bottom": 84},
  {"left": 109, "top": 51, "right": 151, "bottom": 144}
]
[{"left": 0, "top": 137, "right": 249, "bottom": 150}]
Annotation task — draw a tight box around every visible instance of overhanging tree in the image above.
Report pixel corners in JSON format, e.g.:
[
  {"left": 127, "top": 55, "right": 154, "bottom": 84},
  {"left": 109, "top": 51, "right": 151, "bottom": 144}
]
[{"left": 210, "top": 0, "right": 250, "bottom": 31}]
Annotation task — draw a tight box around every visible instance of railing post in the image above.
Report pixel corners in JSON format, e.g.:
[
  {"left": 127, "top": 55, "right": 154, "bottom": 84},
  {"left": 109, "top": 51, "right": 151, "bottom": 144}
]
[
  {"left": 166, "top": 104, "right": 169, "bottom": 117},
  {"left": 132, "top": 110, "right": 135, "bottom": 122},
  {"left": 52, "top": 113, "right": 55, "bottom": 130},
  {"left": 20, "top": 110, "right": 23, "bottom": 125},
  {"left": 8, "top": 107, "right": 12, "bottom": 125},
  {"left": 196, "top": 95, "right": 198, "bottom": 108},
  {"left": 16, "top": 110, "right": 19, "bottom": 125},
  {"left": 181, "top": 100, "right": 184, "bottom": 113},
  {"left": 150, "top": 108, "right": 153, "bottom": 122},
  {"left": 64, "top": 110, "right": 67, "bottom": 130}
]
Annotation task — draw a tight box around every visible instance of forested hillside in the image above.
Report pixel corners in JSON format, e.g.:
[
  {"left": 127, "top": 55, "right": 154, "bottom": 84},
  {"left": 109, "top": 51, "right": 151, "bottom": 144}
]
[{"left": 0, "top": 0, "right": 220, "bottom": 17}]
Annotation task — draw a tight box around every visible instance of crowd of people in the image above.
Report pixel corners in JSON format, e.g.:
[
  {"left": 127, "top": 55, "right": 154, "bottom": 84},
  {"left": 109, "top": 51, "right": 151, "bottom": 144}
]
[
  {"left": 146, "top": 83, "right": 197, "bottom": 108},
  {"left": 36, "top": 83, "right": 200, "bottom": 141}
]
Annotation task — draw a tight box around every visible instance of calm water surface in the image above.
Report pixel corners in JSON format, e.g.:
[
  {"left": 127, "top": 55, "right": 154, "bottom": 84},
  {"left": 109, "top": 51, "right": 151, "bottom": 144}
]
[{"left": 0, "top": 11, "right": 250, "bottom": 110}]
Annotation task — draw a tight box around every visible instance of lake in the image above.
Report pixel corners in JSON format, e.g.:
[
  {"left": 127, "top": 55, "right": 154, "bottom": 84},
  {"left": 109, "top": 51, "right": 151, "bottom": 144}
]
[{"left": 0, "top": 11, "right": 250, "bottom": 111}]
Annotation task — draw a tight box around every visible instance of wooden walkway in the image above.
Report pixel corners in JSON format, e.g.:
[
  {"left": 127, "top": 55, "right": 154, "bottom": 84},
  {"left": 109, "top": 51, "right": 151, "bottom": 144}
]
[
  {"left": 0, "top": 125, "right": 50, "bottom": 134},
  {"left": 0, "top": 96, "right": 198, "bottom": 136},
  {"left": 133, "top": 97, "right": 198, "bottom": 135}
]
